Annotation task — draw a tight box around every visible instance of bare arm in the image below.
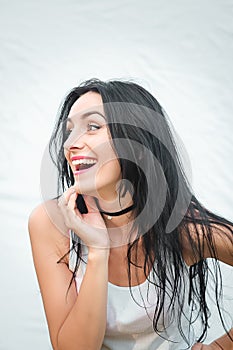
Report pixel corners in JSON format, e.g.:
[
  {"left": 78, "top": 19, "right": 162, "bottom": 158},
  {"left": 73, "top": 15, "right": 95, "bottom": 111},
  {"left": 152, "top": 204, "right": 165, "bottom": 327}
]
[
  {"left": 28, "top": 202, "right": 109, "bottom": 350},
  {"left": 210, "top": 328, "right": 233, "bottom": 349},
  {"left": 181, "top": 221, "right": 233, "bottom": 266},
  {"left": 57, "top": 249, "right": 109, "bottom": 350},
  {"left": 192, "top": 328, "right": 233, "bottom": 349}
]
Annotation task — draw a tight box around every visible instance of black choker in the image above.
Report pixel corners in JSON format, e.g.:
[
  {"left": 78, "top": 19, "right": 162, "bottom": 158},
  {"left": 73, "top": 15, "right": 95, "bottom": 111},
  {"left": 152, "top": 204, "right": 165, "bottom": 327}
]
[{"left": 95, "top": 202, "right": 136, "bottom": 220}]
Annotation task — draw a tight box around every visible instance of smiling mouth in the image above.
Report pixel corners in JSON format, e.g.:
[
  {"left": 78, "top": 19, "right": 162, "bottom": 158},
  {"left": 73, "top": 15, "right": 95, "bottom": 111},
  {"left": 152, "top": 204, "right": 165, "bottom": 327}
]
[
  {"left": 75, "top": 163, "right": 96, "bottom": 171},
  {"left": 72, "top": 159, "right": 97, "bottom": 172}
]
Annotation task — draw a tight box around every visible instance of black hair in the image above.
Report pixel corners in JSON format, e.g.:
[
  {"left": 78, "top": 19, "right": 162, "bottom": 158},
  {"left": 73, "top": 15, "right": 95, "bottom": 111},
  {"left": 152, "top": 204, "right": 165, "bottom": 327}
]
[{"left": 49, "top": 78, "right": 233, "bottom": 347}]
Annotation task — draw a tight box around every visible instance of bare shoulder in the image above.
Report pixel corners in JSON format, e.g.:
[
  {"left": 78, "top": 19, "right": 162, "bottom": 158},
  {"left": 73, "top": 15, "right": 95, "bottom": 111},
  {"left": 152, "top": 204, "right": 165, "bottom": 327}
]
[
  {"left": 180, "top": 219, "right": 233, "bottom": 267},
  {"left": 28, "top": 199, "right": 70, "bottom": 258}
]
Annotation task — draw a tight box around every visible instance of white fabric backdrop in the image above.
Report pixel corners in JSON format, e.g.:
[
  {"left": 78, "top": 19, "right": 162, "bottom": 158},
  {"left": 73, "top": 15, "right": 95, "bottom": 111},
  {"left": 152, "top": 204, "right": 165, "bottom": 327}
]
[{"left": 0, "top": 1, "right": 232, "bottom": 349}]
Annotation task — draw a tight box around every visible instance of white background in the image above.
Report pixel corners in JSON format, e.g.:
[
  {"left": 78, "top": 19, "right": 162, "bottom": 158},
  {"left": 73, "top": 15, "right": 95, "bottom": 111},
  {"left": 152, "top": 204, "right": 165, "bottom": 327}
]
[{"left": 0, "top": 0, "right": 232, "bottom": 349}]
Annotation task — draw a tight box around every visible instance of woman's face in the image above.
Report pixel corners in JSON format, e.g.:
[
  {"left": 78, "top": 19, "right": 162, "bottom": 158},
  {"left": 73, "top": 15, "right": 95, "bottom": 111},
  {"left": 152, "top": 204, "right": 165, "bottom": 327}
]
[{"left": 64, "top": 91, "right": 122, "bottom": 200}]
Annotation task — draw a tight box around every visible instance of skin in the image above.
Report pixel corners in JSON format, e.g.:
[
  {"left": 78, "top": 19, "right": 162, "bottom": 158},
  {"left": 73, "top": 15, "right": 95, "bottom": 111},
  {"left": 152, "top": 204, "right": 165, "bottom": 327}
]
[
  {"left": 28, "top": 92, "right": 233, "bottom": 350},
  {"left": 64, "top": 92, "right": 123, "bottom": 204}
]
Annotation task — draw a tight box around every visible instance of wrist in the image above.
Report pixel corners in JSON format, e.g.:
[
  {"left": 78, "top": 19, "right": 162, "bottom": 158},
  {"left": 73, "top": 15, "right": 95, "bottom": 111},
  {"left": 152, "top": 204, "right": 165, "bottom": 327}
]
[{"left": 88, "top": 247, "right": 110, "bottom": 261}]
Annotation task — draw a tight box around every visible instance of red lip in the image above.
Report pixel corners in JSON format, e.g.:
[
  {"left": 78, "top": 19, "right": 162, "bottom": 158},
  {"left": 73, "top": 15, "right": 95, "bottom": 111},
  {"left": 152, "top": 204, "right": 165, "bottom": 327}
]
[{"left": 71, "top": 156, "right": 97, "bottom": 161}]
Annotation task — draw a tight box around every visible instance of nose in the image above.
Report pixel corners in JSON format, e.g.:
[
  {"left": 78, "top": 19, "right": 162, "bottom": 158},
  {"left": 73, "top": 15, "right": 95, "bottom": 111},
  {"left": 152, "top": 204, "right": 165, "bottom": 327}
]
[{"left": 63, "top": 130, "right": 86, "bottom": 151}]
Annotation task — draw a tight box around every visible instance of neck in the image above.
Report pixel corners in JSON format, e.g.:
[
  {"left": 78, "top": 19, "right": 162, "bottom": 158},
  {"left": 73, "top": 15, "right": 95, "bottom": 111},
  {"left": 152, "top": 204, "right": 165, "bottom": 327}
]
[
  {"left": 94, "top": 191, "right": 135, "bottom": 228},
  {"left": 95, "top": 190, "right": 133, "bottom": 213}
]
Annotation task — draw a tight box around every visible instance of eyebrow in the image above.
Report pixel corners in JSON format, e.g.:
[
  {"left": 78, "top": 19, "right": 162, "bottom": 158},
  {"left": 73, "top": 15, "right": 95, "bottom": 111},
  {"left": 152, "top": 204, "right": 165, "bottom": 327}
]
[{"left": 66, "top": 111, "right": 106, "bottom": 123}]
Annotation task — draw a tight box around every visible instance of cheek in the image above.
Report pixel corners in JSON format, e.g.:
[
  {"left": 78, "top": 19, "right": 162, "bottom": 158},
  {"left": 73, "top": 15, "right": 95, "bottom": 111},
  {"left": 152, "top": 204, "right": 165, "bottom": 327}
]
[
  {"left": 98, "top": 140, "right": 121, "bottom": 179},
  {"left": 110, "top": 159, "right": 121, "bottom": 177},
  {"left": 98, "top": 159, "right": 121, "bottom": 179}
]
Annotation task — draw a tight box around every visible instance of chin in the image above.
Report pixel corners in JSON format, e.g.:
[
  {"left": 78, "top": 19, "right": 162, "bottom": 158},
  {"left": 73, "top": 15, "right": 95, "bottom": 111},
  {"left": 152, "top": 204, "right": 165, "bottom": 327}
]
[{"left": 74, "top": 175, "right": 119, "bottom": 198}]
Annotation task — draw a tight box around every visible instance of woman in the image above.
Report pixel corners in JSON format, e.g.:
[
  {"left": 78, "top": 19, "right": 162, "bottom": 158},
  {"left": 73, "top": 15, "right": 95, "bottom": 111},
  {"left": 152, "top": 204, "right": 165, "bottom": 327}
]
[{"left": 28, "top": 79, "right": 233, "bottom": 350}]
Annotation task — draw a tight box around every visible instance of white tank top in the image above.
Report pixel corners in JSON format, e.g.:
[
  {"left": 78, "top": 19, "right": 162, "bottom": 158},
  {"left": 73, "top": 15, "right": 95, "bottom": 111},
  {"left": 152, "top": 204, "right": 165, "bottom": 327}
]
[{"left": 69, "top": 234, "right": 195, "bottom": 349}]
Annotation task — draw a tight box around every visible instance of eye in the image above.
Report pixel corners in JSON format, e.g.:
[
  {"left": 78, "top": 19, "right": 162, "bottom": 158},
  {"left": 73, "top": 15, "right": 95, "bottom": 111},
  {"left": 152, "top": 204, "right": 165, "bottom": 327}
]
[
  {"left": 87, "top": 123, "right": 100, "bottom": 131},
  {"left": 65, "top": 128, "right": 73, "bottom": 135},
  {"left": 65, "top": 120, "right": 73, "bottom": 134}
]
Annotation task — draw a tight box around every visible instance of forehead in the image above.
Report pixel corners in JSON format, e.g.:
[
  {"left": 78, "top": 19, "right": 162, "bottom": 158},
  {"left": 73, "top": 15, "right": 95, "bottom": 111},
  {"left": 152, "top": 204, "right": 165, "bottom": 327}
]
[{"left": 69, "top": 91, "right": 104, "bottom": 118}]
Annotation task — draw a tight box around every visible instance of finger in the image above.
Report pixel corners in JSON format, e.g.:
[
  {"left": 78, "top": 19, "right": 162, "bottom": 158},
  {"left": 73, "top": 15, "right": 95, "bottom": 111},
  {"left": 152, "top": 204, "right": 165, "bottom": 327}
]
[
  {"left": 63, "top": 186, "right": 77, "bottom": 203},
  {"left": 82, "top": 195, "right": 99, "bottom": 214},
  {"left": 67, "top": 192, "right": 78, "bottom": 211},
  {"left": 57, "top": 194, "right": 75, "bottom": 222},
  {"left": 58, "top": 187, "right": 76, "bottom": 207}
]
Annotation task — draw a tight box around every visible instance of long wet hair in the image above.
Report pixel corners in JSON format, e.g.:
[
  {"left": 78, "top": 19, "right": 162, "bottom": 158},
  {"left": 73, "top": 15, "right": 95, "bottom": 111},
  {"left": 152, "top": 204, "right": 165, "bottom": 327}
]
[{"left": 49, "top": 78, "right": 233, "bottom": 347}]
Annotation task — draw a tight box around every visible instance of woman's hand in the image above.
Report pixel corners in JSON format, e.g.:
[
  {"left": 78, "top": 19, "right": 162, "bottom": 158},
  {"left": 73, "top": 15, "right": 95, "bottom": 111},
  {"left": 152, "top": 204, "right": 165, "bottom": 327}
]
[{"left": 58, "top": 186, "right": 110, "bottom": 250}]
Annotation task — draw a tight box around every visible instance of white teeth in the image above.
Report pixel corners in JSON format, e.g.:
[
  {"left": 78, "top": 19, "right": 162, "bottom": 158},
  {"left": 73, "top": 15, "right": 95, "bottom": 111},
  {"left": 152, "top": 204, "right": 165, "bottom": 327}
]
[{"left": 72, "top": 159, "right": 97, "bottom": 165}]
